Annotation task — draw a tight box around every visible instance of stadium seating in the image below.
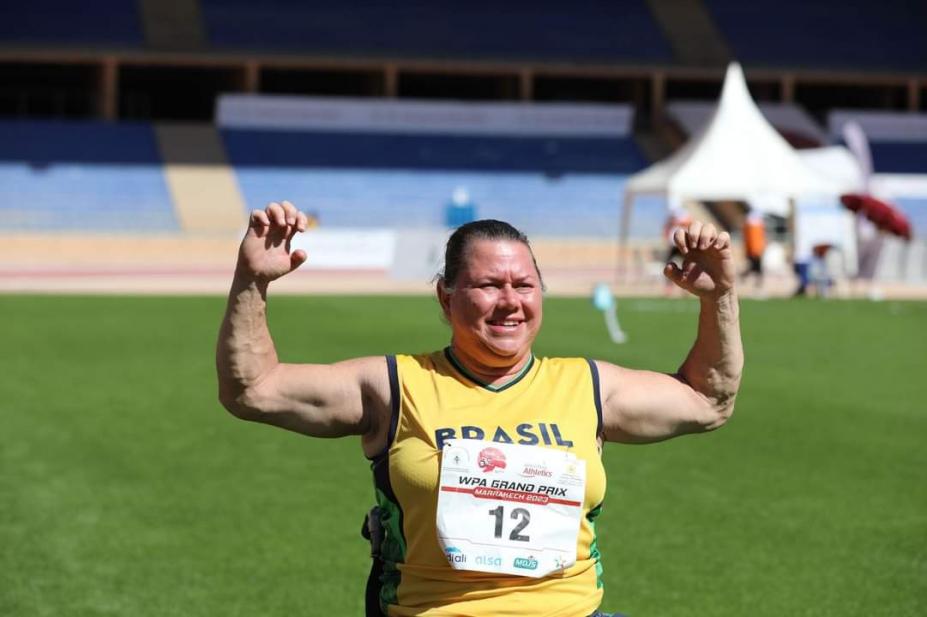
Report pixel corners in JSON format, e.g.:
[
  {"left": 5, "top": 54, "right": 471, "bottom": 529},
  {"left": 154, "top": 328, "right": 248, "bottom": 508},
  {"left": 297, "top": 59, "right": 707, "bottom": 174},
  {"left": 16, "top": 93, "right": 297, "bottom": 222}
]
[
  {"left": 201, "top": 0, "right": 673, "bottom": 62},
  {"left": 0, "top": 120, "right": 178, "bottom": 232},
  {"left": 222, "top": 128, "right": 650, "bottom": 237},
  {"left": 0, "top": 0, "right": 143, "bottom": 47},
  {"left": 865, "top": 143, "right": 927, "bottom": 174},
  {"left": 221, "top": 130, "right": 645, "bottom": 174},
  {"left": 828, "top": 110, "right": 927, "bottom": 174},
  {"left": 703, "top": 0, "right": 927, "bottom": 71},
  {"left": 0, "top": 117, "right": 653, "bottom": 238}
]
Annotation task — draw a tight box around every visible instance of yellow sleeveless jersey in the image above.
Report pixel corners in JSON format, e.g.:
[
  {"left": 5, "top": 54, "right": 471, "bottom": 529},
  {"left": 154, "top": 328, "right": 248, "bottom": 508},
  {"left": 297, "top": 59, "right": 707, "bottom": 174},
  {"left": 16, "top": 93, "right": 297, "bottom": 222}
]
[{"left": 369, "top": 349, "right": 607, "bottom": 617}]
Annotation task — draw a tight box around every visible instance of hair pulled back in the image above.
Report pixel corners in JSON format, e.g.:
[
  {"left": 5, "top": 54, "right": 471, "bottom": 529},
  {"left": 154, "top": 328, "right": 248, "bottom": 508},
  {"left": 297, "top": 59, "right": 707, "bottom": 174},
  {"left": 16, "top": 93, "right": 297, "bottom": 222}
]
[{"left": 438, "top": 219, "right": 544, "bottom": 291}]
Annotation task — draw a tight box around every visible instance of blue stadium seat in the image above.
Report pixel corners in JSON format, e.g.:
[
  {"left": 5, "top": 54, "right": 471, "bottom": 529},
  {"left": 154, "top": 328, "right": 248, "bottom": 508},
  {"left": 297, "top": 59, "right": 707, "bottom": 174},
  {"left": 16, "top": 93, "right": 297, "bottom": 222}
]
[
  {"left": 202, "top": 0, "right": 673, "bottom": 62},
  {"left": 221, "top": 130, "right": 646, "bottom": 174},
  {"left": 0, "top": 0, "right": 143, "bottom": 47},
  {"left": 868, "top": 142, "right": 927, "bottom": 174},
  {"left": 228, "top": 166, "right": 650, "bottom": 238},
  {"left": 0, "top": 121, "right": 178, "bottom": 232},
  {"left": 222, "top": 128, "right": 653, "bottom": 238},
  {"left": 704, "top": 0, "right": 927, "bottom": 71}
]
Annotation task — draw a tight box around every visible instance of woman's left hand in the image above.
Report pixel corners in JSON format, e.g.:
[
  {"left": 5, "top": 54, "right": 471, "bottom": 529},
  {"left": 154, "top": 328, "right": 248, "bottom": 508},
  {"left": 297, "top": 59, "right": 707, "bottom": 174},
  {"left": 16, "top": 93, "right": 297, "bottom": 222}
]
[{"left": 664, "top": 222, "right": 736, "bottom": 298}]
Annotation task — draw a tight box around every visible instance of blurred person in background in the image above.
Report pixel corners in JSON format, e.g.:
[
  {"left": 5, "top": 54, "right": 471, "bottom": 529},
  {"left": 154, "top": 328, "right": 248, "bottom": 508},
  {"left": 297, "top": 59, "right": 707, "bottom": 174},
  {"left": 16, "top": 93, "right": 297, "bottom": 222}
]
[
  {"left": 792, "top": 259, "right": 811, "bottom": 297},
  {"left": 740, "top": 210, "right": 766, "bottom": 296},
  {"left": 809, "top": 243, "right": 836, "bottom": 297},
  {"left": 445, "top": 185, "right": 477, "bottom": 229},
  {"left": 216, "top": 201, "right": 743, "bottom": 617}
]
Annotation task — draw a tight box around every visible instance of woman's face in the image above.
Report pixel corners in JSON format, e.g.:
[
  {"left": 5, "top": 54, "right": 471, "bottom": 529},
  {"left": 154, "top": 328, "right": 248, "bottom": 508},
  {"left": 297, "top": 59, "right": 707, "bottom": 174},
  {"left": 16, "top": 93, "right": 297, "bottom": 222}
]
[{"left": 438, "top": 239, "right": 543, "bottom": 369}]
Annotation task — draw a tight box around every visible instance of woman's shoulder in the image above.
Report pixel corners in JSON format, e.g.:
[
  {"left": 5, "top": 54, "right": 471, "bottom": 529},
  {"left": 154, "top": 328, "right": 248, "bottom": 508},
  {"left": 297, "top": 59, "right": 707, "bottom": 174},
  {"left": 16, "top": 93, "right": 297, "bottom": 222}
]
[
  {"left": 535, "top": 355, "right": 592, "bottom": 368},
  {"left": 392, "top": 349, "right": 452, "bottom": 374},
  {"left": 533, "top": 356, "right": 601, "bottom": 380}
]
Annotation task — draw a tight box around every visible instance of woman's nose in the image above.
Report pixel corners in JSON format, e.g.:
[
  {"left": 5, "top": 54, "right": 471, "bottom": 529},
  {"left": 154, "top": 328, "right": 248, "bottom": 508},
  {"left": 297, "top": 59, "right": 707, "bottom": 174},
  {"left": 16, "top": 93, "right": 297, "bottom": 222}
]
[{"left": 498, "top": 284, "right": 519, "bottom": 307}]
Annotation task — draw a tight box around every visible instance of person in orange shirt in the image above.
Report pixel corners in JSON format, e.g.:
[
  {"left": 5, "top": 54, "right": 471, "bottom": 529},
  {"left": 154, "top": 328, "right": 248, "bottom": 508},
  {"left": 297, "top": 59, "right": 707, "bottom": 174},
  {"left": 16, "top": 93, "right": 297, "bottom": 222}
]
[{"left": 741, "top": 210, "right": 766, "bottom": 293}]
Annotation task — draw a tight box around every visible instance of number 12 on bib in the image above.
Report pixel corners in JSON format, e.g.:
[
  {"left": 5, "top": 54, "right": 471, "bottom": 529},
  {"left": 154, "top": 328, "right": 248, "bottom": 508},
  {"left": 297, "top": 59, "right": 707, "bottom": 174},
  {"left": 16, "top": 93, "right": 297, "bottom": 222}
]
[{"left": 436, "top": 439, "right": 586, "bottom": 578}]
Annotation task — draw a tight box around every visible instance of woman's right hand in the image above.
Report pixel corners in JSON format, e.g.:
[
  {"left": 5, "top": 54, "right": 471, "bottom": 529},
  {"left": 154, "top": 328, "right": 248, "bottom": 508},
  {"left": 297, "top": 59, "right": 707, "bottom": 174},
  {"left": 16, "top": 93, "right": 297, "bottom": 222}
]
[{"left": 237, "top": 201, "right": 310, "bottom": 282}]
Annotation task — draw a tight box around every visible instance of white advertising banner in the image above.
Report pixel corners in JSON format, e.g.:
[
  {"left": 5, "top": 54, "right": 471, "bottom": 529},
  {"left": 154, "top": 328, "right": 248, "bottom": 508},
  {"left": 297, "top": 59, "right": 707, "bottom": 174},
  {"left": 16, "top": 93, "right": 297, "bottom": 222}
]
[
  {"left": 870, "top": 174, "right": 927, "bottom": 199},
  {"left": 289, "top": 228, "right": 395, "bottom": 270},
  {"left": 798, "top": 146, "right": 865, "bottom": 194},
  {"left": 828, "top": 110, "right": 927, "bottom": 142},
  {"left": 217, "top": 95, "right": 633, "bottom": 137}
]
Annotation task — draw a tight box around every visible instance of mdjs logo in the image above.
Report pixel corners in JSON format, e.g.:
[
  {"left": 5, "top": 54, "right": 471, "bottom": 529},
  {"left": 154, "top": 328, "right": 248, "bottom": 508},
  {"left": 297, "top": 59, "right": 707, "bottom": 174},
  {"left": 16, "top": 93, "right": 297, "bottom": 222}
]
[{"left": 513, "top": 556, "right": 538, "bottom": 570}]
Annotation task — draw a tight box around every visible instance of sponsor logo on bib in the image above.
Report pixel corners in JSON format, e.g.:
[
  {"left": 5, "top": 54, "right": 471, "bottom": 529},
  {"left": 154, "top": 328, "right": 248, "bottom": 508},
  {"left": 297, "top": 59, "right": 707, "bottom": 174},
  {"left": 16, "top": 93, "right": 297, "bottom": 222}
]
[
  {"left": 478, "top": 447, "right": 507, "bottom": 473},
  {"left": 513, "top": 557, "right": 539, "bottom": 570},
  {"left": 519, "top": 463, "right": 552, "bottom": 478},
  {"left": 445, "top": 546, "right": 466, "bottom": 565}
]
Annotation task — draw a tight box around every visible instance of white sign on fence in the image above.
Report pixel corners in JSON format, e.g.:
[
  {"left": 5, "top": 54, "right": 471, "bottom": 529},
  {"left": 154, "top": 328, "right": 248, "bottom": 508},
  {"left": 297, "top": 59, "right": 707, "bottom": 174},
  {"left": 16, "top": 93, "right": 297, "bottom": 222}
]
[
  {"left": 217, "top": 95, "right": 633, "bottom": 137},
  {"left": 289, "top": 228, "right": 396, "bottom": 270}
]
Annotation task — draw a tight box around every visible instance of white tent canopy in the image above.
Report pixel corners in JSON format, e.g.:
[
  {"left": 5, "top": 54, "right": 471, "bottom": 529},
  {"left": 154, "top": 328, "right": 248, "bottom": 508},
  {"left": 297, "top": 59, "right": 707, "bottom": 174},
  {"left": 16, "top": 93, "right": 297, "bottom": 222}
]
[
  {"left": 667, "top": 100, "right": 828, "bottom": 145},
  {"left": 622, "top": 63, "right": 842, "bottom": 227},
  {"left": 798, "top": 146, "right": 865, "bottom": 195}
]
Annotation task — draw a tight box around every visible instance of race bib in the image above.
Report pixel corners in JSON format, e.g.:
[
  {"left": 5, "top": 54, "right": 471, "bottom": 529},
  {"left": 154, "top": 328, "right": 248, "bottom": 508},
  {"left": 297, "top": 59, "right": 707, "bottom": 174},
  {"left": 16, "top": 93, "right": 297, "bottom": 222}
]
[{"left": 436, "top": 439, "right": 586, "bottom": 578}]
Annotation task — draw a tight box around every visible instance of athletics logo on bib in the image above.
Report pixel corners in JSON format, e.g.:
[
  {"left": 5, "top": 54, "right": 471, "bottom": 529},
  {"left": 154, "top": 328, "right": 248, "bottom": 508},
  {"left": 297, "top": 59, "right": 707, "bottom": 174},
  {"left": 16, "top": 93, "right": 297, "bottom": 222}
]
[{"left": 436, "top": 439, "right": 586, "bottom": 578}]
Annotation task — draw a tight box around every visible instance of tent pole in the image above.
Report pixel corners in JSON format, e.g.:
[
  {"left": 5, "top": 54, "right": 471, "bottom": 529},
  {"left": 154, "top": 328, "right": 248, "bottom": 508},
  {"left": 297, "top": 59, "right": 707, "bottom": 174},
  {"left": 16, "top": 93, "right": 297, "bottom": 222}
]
[
  {"left": 788, "top": 196, "right": 797, "bottom": 287},
  {"left": 618, "top": 193, "right": 634, "bottom": 284}
]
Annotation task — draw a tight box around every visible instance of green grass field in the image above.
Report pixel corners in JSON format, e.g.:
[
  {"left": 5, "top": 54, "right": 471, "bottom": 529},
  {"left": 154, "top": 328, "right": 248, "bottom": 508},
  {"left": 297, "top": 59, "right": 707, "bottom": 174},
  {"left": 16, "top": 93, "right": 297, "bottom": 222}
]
[{"left": 2, "top": 294, "right": 925, "bottom": 616}]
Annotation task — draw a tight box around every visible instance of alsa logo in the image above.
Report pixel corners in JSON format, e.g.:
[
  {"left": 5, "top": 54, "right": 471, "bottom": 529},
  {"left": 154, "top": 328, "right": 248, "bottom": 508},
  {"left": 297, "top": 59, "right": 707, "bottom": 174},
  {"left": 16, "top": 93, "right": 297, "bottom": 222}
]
[
  {"left": 513, "top": 557, "right": 538, "bottom": 570},
  {"left": 478, "top": 447, "right": 507, "bottom": 473},
  {"left": 519, "top": 464, "right": 552, "bottom": 478},
  {"left": 475, "top": 555, "right": 503, "bottom": 567},
  {"left": 445, "top": 546, "right": 466, "bottom": 565}
]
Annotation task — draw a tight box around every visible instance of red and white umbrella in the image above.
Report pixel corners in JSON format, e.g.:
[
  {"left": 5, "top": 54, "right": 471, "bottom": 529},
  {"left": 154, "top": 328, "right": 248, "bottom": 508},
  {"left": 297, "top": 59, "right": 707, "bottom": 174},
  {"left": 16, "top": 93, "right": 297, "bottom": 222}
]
[{"left": 840, "top": 194, "right": 912, "bottom": 241}]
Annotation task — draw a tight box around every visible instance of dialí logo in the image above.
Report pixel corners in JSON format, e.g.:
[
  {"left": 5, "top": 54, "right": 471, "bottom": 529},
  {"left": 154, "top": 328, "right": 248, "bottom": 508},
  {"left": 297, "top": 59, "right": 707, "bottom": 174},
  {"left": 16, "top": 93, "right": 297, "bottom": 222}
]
[
  {"left": 513, "top": 556, "right": 538, "bottom": 570},
  {"left": 445, "top": 546, "right": 466, "bottom": 565}
]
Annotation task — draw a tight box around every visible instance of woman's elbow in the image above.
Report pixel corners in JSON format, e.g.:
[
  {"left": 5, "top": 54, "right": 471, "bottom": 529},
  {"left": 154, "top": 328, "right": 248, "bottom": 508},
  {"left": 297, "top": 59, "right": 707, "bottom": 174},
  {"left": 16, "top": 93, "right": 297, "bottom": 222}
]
[
  {"left": 218, "top": 385, "right": 264, "bottom": 422},
  {"left": 700, "top": 396, "right": 736, "bottom": 432},
  {"left": 699, "top": 370, "right": 741, "bottom": 432}
]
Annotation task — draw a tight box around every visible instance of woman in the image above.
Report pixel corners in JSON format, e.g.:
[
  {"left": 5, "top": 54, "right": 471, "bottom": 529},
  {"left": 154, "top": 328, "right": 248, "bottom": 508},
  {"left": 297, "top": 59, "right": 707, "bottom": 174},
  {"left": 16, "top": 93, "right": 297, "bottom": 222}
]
[{"left": 217, "top": 201, "right": 743, "bottom": 617}]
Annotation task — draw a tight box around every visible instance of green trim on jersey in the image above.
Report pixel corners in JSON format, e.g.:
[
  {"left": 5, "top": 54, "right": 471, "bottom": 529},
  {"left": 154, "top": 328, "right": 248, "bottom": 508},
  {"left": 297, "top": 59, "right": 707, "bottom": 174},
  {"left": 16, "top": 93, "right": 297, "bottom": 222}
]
[
  {"left": 375, "top": 487, "right": 407, "bottom": 611},
  {"left": 444, "top": 347, "right": 535, "bottom": 392},
  {"left": 587, "top": 503, "right": 604, "bottom": 589}
]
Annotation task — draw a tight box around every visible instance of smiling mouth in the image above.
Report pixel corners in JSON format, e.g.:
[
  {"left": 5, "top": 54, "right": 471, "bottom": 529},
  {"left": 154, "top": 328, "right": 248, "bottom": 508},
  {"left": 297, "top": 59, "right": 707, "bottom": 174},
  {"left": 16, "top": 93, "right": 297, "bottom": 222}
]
[{"left": 487, "top": 319, "right": 521, "bottom": 328}]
